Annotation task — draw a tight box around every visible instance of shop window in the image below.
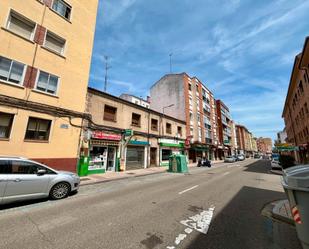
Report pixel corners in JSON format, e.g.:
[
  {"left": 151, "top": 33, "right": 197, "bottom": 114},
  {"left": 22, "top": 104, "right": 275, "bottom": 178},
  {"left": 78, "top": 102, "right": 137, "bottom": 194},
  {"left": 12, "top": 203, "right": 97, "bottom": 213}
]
[
  {"left": 177, "top": 126, "right": 182, "bottom": 136},
  {"left": 103, "top": 105, "right": 117, "bottom": 122},
  {"left": 162, "top": 149, "right": 172, "bottom": 161},
  {"left": 52, "top": 0, "right": 72, "bottom": 20},
  {"left": 44, "top": 31, "right": 66, "bottom": 55},
  {"left": 0, "top": 112, "right": 14, "bottom": 139},
  {"left": 131, "top": 113, "right": 141, "bottom": 127},
  {"left": 25, "top": 117, "right": 51, "bottom": 141},
  {"left": 6, "top": 11, "right": 36, "bottom": 40},
  {"left": 151, "top": 118, "right": 158, "bottom": 131},
  {"left": 0, "top": 56, "right": 25, "bottom": 85},
  {"left": 166, "top": 123, "right": 172, "bottom": 134}
]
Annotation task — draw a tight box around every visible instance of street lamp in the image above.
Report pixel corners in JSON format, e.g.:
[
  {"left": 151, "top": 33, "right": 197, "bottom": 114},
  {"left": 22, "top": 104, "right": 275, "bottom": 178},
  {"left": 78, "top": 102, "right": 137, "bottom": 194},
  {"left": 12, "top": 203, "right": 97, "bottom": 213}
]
[{"left": 163, "top": 104, "right": 174, "bottom": 114}]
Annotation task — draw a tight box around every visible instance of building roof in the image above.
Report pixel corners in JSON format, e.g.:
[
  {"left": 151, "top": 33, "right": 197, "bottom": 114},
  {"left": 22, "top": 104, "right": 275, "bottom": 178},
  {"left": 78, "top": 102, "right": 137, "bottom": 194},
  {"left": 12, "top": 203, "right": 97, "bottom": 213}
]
[
  {"left": 88, "top": 87, "right": 186, "bottom": 124},
  {"left": 119, "top": 93, "right": 150, "bottom": 103}
]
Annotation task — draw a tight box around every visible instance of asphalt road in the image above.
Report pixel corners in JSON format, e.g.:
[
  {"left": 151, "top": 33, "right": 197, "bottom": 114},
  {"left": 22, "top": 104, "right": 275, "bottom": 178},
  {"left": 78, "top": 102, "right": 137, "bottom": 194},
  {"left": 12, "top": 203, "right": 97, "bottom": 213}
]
[{"left": 0, "top": 159, "right": 302, "bottom": 249}]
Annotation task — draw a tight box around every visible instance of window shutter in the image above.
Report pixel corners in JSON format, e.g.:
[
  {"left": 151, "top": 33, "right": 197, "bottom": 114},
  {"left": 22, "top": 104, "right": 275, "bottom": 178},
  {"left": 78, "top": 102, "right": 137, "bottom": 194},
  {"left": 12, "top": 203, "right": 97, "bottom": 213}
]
[
  {"left": 8, "top": 13, "right": 35, "bottom": 40},
  {"left": 34, "top": 25, "right": 46, "bottom": 45},
  {"left": 23, "top": 66, "right": 38, "bottom": 88}
]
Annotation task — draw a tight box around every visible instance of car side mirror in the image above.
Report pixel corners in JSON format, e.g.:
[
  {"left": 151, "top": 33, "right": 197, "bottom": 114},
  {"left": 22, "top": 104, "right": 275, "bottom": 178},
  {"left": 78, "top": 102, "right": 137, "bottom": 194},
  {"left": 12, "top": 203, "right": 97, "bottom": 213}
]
[{"left": 37, "top": 169, "right": 47, "bottom": 175}]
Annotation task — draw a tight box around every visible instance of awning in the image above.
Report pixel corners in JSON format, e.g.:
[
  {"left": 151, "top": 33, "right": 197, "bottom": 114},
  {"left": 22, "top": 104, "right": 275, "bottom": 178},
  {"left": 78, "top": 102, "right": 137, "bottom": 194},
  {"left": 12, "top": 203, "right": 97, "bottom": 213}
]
[
  {"left": 160, "top": 142, "right": 184, "bottom": 148},
  {"left": 129, "top": 140, "right": 150, "bottom": 146}
]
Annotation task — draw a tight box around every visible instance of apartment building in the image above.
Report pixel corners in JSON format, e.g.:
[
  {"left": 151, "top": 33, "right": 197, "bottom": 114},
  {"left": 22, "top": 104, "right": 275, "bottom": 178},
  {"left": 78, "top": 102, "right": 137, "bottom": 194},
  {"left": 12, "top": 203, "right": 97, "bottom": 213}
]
[
  {"left": 0, "top": 0, "right": 98, "bottom": 172},
  {"left": 276, "top": 129, "right": 287, "bottom": 144},
  {"left": 282, "top": 36, "right": 309, "bottom": 163},
  {"left": 257, "top": 137, "right": 273, "bottom": 155},
  {"left": 235, "top": 124, "right": 255, "bottom": 156},
  {"left": 150, "top": 73, "right": 219, "bottom": 162},
  {"left": 119, "top": 94, "right": 150, "bottom": 108},
  {"left": 230, "top": 120, "right": 238, "bottom": 155},
  {"left": 84, "top": 87, "right": 186, "bottom": 174},
  {"left": 216, "top": 100, "right": 233, "bottom": 158}
]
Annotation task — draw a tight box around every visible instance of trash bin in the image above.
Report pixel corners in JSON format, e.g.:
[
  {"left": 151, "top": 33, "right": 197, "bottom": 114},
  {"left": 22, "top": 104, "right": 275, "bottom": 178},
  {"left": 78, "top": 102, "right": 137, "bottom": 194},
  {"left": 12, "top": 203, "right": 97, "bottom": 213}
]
[
  {"left": 77, "top": 156, "right": 89, "bottom": 176},
  {"left": 168, "top": 154, "right": 188, "bottom": 173},
  {"left": 282, "top": 165, "right": 309, "bottom": 249}
]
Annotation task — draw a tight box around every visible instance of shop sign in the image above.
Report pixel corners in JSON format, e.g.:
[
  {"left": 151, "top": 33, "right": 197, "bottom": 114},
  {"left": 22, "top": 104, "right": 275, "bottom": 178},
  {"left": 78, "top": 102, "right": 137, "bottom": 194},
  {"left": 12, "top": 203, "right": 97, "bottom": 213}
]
[
  {"left": 124, "top": 129, "right": 134, "bottom": 136},
  {"left": 92, "top": 131, "right": 121, "bottom": 141}
]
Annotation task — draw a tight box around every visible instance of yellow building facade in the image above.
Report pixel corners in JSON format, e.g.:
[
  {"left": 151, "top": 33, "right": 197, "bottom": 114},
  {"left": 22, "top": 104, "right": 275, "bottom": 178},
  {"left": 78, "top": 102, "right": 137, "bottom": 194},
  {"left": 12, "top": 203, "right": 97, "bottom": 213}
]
[{"left": 0, "top": 0, "right": 98, "bottom": 171}]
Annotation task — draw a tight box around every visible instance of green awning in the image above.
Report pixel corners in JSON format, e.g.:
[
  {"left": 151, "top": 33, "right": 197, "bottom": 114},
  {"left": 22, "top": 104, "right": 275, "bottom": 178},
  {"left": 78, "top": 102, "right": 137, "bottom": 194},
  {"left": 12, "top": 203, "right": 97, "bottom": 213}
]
[{"left": 160, "top": 142, "right": 184, "bottom": 148}]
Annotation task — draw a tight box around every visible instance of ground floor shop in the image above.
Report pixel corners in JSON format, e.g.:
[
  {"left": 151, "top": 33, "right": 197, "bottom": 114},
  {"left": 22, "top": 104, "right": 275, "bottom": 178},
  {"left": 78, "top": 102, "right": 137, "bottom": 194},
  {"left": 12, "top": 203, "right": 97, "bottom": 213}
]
[
  {"left": 189, "top": 144, "right": 213, "bottom": 163},
  {"left": 87, "top": 131, "right": 121, "bottom": 175},
  {"left": 125, "top": 140, "right": 150, "bottom": 170},
  {"left": 158, "top": 139, "right": 185, "bottom": 166}
]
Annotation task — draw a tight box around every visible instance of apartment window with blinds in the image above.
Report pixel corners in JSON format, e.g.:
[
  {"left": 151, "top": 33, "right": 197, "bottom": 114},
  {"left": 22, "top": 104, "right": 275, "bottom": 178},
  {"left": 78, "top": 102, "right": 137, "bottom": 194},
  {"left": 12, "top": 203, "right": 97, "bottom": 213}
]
[
  {"left": 131, "top": 113, "right": 141, "bottom": 127},
  {"left": 151, "top": 119, "right": 158, "bottom": 131},
  {"left": 0, "top": 56, "right": 25, "bottom": 85},
  {"left": 44, "top": 31, "right": 66, "bottom": 55},
  {"left": 166, "top": 123, "right": 172, "bottom": 134},
  {"left": 52, "top": 0, "right": 72, "bottom": 20},
  {"left": 7, "top": 11, "right": 36, "bottom": 40},
  {"left": 25, "top": 117, "right": 51, "bottom": 141},
  {"left": 103, "top": 105, "right": 117, "bottom": 122},
  {"left": 0, "top": 112, "right": 14, "bottom": 139},
  {"left": 36, "top": 71, "right": 59, "bottom": 95}
]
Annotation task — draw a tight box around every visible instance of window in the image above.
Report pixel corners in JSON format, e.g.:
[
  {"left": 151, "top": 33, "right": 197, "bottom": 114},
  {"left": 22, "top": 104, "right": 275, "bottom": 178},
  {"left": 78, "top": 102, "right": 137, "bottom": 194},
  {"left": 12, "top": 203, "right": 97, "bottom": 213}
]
[
  {"left": 7, "top": 161, "right": 55, "bottom": 174},
  {"left": 52, "top": 0, "right": 72, "bottom": 20},
  {"left": 151, "top": 119, "right": 158, "bottom": 131},
  {"left": 36, "top": 71, "right": 59, "bottom": 95},
  {"left": 25, "top": 117, "right": 51, "bottom": 141},
  {"left": 7, "top": 11, "right": 36, "bottom": 40},
  {"left": 0, "top": 56, "right": 25, "bottom": 84},
  {"left": 166, "top": 123, "right": 172, "bottom": 134},
  {"left": 44, "top": 31, "right": 66, "bottom": 55},
  {"left": 103, "top": 105, "right": 117, "bottom": 122},
  {"left": 177, "top": 126, "right": 182, "bottom": 136},
  {"left": 131, "top": 113, "right": 141, "bottom": 127},
  {"left": 188, "top": 84, "right": 192, "bottom": 91},
  {"left": 0, "top": 112, "right": 14, "bottom": 139},
  {"left": 162, "top": 149, "right": 172, "bottom": 161}
]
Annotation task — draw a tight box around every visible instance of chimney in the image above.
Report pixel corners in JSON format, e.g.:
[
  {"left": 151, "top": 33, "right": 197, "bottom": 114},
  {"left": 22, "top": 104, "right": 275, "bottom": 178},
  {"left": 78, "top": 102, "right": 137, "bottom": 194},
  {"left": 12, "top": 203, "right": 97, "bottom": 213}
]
[{"left": 147, "top": 96, "right": 151, "bottom": 103}]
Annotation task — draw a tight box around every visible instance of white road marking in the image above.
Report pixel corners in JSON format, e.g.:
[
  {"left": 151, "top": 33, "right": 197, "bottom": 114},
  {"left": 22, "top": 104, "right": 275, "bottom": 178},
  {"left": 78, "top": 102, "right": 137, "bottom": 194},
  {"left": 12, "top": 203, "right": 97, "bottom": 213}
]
[
  {"left": 178, "top": 185, "right": 198, "bottom": 195},
  {"left": 175, "top": 234, "right": 187, "bottom": 245},
  {"left": 180, "top": 206, "right": 215, "bottom": 234},
  {"left": 222, "top": 172, "right": 230, "bottom": 176},
  {"left": 167, "top": 206, "right": 215, "bottom": 248}
]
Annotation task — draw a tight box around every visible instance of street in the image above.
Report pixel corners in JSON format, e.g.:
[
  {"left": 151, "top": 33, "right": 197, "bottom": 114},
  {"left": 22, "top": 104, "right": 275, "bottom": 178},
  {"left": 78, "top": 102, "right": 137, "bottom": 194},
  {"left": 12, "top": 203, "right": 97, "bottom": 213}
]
[{"left": 0, "top": 159, "right": 301, "bottom": 249}]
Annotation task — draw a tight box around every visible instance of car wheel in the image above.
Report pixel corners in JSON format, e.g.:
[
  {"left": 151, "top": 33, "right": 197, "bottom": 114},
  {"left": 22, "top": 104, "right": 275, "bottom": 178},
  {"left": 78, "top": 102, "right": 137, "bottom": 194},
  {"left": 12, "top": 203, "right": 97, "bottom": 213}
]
[{"left": 50, "top": 182, "right": 71, "bottom": 200}]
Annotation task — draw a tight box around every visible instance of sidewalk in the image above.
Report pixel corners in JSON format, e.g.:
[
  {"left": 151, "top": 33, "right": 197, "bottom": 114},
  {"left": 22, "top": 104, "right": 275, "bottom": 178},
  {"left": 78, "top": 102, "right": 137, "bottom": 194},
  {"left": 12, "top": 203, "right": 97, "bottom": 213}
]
[{"left": 80, "top": 160, "right": 224, "bottom": 186}]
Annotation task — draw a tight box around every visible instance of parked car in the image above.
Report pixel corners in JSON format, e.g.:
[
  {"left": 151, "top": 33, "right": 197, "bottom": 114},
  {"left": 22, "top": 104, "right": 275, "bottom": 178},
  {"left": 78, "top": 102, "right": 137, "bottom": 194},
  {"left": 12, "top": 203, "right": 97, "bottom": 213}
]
[
  {"left": 271, "top": 154, "right": 281, "bottom": 169},
  {"left": 0, "top": 156, "right": 80, "bottom": 205},
  {"left": 224, "top": 156, "right": 236, "bottom": 163},
  {"left": 254, "top": 154, "right": 261, "bottom": 159},
  {"left": 236, "top": 154, "right": 245, "bottom": 161}
]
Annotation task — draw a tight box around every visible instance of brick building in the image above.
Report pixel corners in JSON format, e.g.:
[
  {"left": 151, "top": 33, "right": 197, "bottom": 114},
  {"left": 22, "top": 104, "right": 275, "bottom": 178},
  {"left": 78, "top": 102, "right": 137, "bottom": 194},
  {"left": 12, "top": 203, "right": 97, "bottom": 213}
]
[{"left": 282, "top": 36, "right": 309, "bottom": 164}]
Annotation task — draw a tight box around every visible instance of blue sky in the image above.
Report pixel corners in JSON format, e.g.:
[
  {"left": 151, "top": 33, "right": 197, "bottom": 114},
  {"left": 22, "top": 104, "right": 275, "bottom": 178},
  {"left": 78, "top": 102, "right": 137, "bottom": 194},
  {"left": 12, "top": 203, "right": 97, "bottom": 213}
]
[{"left": 89, "top": 0, "right": 309, "bottom": 140}]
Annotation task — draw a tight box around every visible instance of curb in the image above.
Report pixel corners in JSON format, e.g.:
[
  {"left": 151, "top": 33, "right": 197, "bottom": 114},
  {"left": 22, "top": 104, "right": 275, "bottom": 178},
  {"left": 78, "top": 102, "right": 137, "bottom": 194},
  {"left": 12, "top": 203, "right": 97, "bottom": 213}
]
[
  {"left": 261, "top": 199, "right": 294, "bottom": 226},
  {"left": 80, "top": 170, "right": 168, "bottom": 187}
]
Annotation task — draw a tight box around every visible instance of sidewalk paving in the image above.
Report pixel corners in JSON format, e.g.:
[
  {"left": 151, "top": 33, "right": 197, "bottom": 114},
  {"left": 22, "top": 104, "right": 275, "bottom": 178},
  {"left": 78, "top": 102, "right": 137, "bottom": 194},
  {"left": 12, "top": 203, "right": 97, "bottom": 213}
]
[{"left": 80, "top": 160, "right": 225, "bottom": 186}]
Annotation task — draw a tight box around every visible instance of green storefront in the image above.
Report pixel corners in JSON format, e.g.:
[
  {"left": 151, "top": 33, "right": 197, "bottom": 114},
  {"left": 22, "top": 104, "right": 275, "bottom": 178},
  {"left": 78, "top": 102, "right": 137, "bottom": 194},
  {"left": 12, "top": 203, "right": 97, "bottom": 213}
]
[{"left": 158, "top": 138, "right": 185, "bottom": 166}]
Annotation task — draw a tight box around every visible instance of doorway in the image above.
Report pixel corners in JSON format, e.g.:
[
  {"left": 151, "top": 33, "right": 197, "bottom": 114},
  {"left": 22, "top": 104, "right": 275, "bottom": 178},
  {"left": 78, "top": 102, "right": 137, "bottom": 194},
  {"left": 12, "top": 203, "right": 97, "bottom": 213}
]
[
  {"left": 107, "top": 147, "right": 116, "bottom": 171},
  {"left": 150, "top": 148, "right": 157, "bottom": 167}
]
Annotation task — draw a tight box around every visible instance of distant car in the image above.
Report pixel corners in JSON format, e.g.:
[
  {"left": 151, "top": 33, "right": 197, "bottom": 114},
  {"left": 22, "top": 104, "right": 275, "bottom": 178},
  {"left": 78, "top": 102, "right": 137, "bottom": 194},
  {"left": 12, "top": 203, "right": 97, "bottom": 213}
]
[
  {"left": 254, "top": 154, "right": 261, "bottom": 159},
  {"left": 224, "top": 156, "right": 236, "bottom": 163},
  {"left": 236, "top": 154, "right": 245, "bottom": 161},
  {"left": 0, "top": 156, "right": 80, "bottom": 205}
]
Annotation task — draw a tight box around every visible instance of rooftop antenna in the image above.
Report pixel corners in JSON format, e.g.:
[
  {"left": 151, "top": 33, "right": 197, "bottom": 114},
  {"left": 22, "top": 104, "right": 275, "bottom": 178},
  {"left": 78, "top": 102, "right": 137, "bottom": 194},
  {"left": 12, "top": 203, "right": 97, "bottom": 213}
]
[
  {"left": 169, "top": 53, "right": 173, "bottom": 73},
  {"left": 104, "top": 55, "right": 111, "bottom": 92}
]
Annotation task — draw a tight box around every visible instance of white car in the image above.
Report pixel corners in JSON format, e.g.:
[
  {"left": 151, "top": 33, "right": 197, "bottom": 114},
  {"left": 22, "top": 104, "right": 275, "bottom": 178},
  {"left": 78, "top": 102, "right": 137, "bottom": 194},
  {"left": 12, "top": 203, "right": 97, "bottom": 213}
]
[
  {"left": 0, "top": 156, "right": 80, "bottom": 205},
  {"left": 271, "top": 157, "right": 281, "bottom": 169}
]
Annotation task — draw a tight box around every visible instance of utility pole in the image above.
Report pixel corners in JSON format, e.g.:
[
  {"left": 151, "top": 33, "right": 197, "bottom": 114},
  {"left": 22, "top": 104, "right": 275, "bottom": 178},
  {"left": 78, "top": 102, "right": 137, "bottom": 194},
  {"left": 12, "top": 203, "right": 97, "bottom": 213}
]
[
  {"left": 169, "top": 53, "right": 173, "bottom": 73},
  {"left": 104, "top": 55, "right": 111, "bottom": 92}
]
